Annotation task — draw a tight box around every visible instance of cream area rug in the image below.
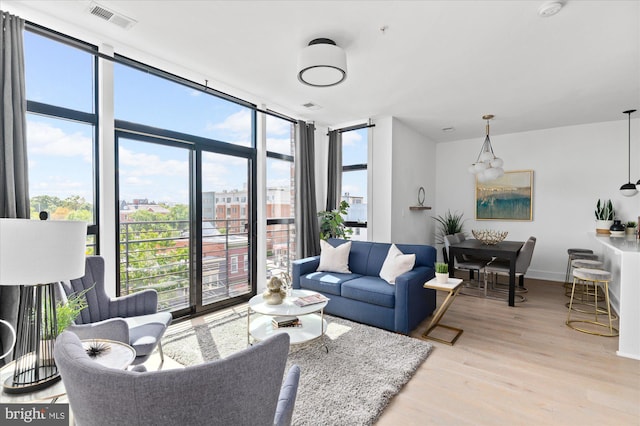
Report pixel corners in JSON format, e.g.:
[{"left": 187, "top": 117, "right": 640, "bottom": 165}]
[{"left": 162, "top": 311, "right": 433, "bottom": 426}]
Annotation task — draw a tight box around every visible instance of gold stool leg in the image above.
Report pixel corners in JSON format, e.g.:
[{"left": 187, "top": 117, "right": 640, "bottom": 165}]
[{"left": 566, "top": 277, "right": 618, "bottom": 337}]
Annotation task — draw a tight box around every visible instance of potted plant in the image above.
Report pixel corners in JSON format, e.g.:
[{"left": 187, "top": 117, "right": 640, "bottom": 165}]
[
  {"left": 433, "top": 210, "right": 465, "bottom": 244},
  {"left": 318, "top": 200, "right": 353, "bottom": 240},
  {"left": 39, "top": 286, "right": 91, "bottom": 365},
  {"left": 626, "top": 221, "right": 637, "bottom": 236},
  {"left": 594, "top": 199, "right": 614, "bottom": 234},
  {"left": 435, "top": 262, "right": 449, "bottom": 283}
]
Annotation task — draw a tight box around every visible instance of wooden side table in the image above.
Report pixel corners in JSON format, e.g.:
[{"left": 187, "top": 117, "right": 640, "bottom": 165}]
[{"left": 422, "top": 278, "right": 464, "bottom": 345}]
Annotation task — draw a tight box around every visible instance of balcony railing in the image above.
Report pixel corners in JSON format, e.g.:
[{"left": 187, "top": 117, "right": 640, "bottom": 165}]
[
  {"left": 119, "top": 218, "right": 252, "bottom": 312},
  {"left": 266, "top": 220, "right": 295, "bottom": 280}
]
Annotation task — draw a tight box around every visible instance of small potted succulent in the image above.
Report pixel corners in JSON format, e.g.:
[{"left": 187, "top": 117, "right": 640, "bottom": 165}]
[
  {"left": 435, "top": 262, "right": 449, "bottom": 283},
  {"left": 626, "top": 221, "right": 637, "bottom": 236}
]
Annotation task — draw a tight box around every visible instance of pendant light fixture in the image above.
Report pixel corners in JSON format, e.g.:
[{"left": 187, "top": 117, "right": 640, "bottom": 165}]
[
  {"left": 468, "top": 114, "right": 504, "bottom": 182},
  {"left": 620, "top": 109, "right": 637, "bottom": 196}
]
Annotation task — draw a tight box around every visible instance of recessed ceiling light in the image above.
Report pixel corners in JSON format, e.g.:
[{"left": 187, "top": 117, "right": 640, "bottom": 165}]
[{"left": 538, "top": 2, "right": 563, "bottom": 18}]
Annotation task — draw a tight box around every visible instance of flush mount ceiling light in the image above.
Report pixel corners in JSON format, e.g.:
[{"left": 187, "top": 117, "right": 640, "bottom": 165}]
[
  {"left": 620, "top": 109, "right": 638, "bottom": 196},
  {"left": 538, "top": 2, "right": 564, "bottom": 18},
  {"left": 298, "top": 38, "right": 347, "bottom": 87},
  {"left": 468, "top": 115, "right": 504, "bottom": 182}
]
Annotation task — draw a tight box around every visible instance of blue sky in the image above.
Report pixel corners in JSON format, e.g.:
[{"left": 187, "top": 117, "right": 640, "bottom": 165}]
[{"left": 24, "top": 30, "right": 366, "bottom": 207}]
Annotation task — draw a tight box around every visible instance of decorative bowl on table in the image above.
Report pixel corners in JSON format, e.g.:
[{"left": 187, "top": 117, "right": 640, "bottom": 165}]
[{"left": 472, "top": 229, "right": 508, "bottom": 245}]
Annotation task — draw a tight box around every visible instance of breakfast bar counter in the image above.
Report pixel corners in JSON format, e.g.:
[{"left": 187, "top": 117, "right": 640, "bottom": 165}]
[{"left": 592, "top": 234, "right": 640, "bottom": 360}]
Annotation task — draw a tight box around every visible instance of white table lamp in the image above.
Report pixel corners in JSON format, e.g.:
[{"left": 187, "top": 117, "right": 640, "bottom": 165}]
[{"left": 0, "top": 218, "right": 87, "bottom": 394}]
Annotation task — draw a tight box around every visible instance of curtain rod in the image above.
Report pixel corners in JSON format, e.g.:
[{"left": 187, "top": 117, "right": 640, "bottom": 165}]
[
  {"left": 327, "top": 121, "right": 375, "bottom": 135},
  {"left": 25, "top": 21, "right": 298, "bottom": 125}
]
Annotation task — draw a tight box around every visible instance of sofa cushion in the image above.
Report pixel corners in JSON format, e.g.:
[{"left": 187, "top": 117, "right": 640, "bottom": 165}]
[
  {"left": 341, "top": 276, "right": 395, "bottom": 308},
  {"left": 379, "top": 244, "right": 416, "bottom": 284},
  {"left": 317, "top": 240, "right": 352, "bottom": 273},
  {"left": 299, "top": 271, "right": 361, "bottom": 296}
]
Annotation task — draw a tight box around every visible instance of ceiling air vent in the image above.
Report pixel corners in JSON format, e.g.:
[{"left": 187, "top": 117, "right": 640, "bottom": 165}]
[
  {"left": 302, "top": 102, "right": 322, "bottom": 111},
  {"left": 88, "top": 2, "right": 137, "bottom": 30}
]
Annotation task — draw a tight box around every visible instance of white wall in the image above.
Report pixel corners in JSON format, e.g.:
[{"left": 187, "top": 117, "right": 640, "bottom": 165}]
[
  {"left": 436, "top": 119, "right": 640, "bottom": 281},
  {"left": 390, "top": 118, "right": 437, "bottom": 245},
  {"left": 369, "top": 117, "right": 394, "bottom": 242}
]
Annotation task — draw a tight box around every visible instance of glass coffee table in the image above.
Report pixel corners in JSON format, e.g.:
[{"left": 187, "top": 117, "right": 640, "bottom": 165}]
[{"left": 247, "top": 289, "right": 328, "bottom": 347}]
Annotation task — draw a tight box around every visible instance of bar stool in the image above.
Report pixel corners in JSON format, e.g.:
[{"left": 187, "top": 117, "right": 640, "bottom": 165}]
[
  {"left": 564, "top": 251, "right": 600, "bottom": 296},
  {"left": 566, "top": 268, "right": 618, "bottom": 337},
  {"left": 565, "top": 249, "right": 597, "bottom": 280},
  {"left": 565, "top": 259, "right": 614, "bottom": 315}
]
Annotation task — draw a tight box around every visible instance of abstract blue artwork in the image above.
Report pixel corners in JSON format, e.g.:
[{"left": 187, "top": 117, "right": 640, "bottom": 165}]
[{"left": 476, "top": 170, "right": 533, "bottom": 221}]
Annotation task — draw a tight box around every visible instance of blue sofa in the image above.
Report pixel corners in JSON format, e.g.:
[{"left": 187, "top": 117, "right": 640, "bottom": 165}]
[{"left": 292, "top": 238, "right": 437, "bottom": 334}]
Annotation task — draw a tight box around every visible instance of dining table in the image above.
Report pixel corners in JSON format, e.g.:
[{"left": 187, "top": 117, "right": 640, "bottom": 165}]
[{"left": 448, "top": 239, "right": 525, "bottom": 306}]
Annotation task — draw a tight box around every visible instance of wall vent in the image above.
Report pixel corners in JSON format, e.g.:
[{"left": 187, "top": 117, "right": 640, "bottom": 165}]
[{"left": 88, "top": 2, "right": 137, "bottom": 30}]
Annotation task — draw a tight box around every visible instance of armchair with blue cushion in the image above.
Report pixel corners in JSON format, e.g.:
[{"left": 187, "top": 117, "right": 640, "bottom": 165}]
[{"left": 58, "top": 256, "right": 172, "bottom": 365}]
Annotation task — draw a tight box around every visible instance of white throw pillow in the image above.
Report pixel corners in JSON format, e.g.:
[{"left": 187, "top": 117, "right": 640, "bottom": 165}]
[
  {"left": 379, "top": 244, "right": 416, "bottom": 284},
  {"left": 317, "top": 240, "right": 352, "bottom": 273}
]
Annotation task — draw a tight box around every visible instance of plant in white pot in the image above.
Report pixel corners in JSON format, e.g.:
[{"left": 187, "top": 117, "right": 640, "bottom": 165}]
[
  {"left": 595, "top": 199, "right": 614, "bottom": 234},
  {"left": 435, "top": 262, "right": 449, "bottom": 283}
]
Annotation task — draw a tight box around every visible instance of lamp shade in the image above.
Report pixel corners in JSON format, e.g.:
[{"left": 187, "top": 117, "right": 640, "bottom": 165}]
[
  {"left": 0, "top": 219, "right": 87, "bottom": 286},
  {"left": 298, "top": 38, "right": 347, "bottom": 87}
]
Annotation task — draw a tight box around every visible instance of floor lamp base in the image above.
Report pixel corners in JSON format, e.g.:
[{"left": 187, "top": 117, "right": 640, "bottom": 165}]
[{"left": 3, "top": 367, "right": 61, "bottom": 394}]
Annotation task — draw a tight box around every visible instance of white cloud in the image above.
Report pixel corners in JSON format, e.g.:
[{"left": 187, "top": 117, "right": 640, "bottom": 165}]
[
  {"left": 266, "top": 116, "right": 292, "bottom": 136},
  {"left": 341, "top": 130, "right": 363, "bottom": 146},
  {"left": 27, "top": 121, "right": 92, "bottom": 162},
  {"left": 124, "top": 176, "right": 153, "bottom": 186},
  {"left": 266, "top": 137, "right": 292, "bottom": 155},
  {"left": 118, "top": 147, "right": 189, "bottom": 178},
  {"left": 205, "top": 110, "right": 252, "bottom": 144},
  {"left": 269, "top": 160, "right": 292, "bottom": 176},
  {"left": 30, "top": 177, "right": 90, "bottom": 199}
]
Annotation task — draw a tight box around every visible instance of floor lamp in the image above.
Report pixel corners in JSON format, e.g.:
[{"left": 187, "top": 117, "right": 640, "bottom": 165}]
[{"left": 0, "top": 218, "right": 87, "bottom": 394}]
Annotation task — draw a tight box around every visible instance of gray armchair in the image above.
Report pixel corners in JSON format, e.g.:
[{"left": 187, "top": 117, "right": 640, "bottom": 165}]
[
  {"left": 54, "top": 331, "right": 301, "bottom": 426},
  {"left": 59, "top": 256, "right": 172, "bottom": 365}
]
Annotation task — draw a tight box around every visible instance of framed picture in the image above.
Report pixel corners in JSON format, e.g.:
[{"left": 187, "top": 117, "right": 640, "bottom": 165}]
[{"left": 476, "top": 170, "right": 533, "bottom": 221}]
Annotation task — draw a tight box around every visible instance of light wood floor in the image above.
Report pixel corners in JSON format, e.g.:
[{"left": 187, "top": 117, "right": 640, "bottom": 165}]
[
  {"left": 149, "top": 278, "right": 639, "bottom": 425},
  {"left": 376, "top": 278, "right": 640, "bottom": 426}
]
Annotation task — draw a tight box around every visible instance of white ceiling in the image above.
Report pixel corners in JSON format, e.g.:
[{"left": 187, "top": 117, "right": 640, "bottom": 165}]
[{"left": 4, "top": 0, "right": 640, "bottom": 142}]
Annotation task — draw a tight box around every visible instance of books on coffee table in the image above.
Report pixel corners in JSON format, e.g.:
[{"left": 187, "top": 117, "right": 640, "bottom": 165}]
[
  {"left": 272, "top": 316, "right": 301, "bottom": 328},
  {"left": 293, "top": 293, "right": 329, "bottom": 307}
]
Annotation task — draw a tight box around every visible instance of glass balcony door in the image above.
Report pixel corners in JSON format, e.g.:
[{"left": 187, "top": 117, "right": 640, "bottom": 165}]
[
  {"left": 199, "top": 151, "right": 253, "bottom": 307},
  {"left": 117, "top": 137, "right": 192, "bottom": 313},
  {"left": 117, "top": 134, "right": 256, "bottom": 316}
]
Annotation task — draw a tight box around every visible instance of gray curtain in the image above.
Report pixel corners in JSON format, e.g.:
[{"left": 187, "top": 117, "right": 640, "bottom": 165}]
[
  {"left": 325, "top": 129, "right": 342, "bottom": 211},
  {"left": 0, "top": 11, "right": 29, "bottom": 365},
  {"left": 295, "top": 120, "right": 320, "bottom": 258}
]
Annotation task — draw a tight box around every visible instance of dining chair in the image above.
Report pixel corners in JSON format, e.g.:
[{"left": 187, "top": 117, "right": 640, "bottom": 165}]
[
  {"left": 483, "top": 236, "right": 537, "bottom": 302},
  {"left": 444, "top": 234, "right": 489, "bottom": 290}
]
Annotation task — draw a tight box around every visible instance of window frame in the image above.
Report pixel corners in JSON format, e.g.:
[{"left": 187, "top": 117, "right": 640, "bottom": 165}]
[{"left": 24, "top": 24, "right": 100, "bottom": 249}]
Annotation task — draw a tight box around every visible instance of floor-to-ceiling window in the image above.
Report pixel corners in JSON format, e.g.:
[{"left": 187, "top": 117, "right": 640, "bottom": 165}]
[
  {"left": 114, "top": 57, "right": 256, "bottom": 316},
  {"left": 341, "top": 127, "right": 368, "bottom": 241},
  {"left": 22, "top": 23, "right": 294, "bottom": 318},
  {"left": 265, "top": 115, "right": 295, "bottom": 278},
  {"left": 23, "top": 27, "right": 99, "bottom": 252}
]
